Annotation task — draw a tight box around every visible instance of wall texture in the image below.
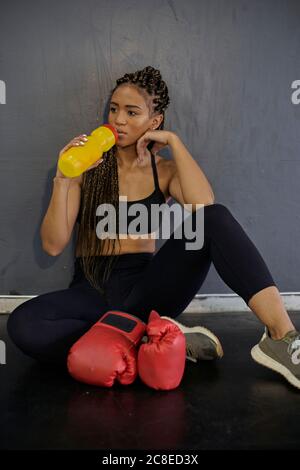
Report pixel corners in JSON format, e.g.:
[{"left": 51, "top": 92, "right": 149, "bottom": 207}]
[{"left": 0, "top": 0, "right": 299, "bottom": 295}]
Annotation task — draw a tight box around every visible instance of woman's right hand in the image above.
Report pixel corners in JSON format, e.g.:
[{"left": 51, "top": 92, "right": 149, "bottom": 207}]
[{"left": 56, "top": 134, "right": 104, "bottom": 181}]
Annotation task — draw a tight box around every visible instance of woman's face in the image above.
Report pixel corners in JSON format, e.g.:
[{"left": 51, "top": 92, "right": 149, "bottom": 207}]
[{"left": 108, "top": 85, "right": 159, "bottom": 146}]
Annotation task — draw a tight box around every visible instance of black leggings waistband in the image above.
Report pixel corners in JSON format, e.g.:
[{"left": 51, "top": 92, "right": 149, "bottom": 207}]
[{"left": 72, "top": 252, "right": 154, "bottom": 286}]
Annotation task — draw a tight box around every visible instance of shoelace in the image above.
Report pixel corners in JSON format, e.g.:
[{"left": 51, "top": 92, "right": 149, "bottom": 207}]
[
  {"left": 287, "top": 333, "right": 300, "bottom": 365},
  {"left": 186, "top": 343, "right": 197, "bottom": 362},
  {"left": 185, "top": 336, "right": 219, "bottom": 362}
]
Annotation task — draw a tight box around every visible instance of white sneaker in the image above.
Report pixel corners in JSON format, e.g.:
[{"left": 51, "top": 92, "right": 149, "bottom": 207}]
[{"left": 161, "top": 316, "right": 224, "bottom": 362}]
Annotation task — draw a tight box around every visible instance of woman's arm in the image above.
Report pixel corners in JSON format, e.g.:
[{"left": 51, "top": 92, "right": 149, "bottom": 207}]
[
  {"left": 168, "top": 133, "right": 215, "bottom": 211},
  {"left": 40, "top": 176, "right": 82, "bottom": 256}
]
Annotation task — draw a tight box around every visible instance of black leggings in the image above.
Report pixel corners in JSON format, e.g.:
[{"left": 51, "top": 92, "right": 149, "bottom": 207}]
[{"left": 7, "top": 203, "right": 276, "bottom": 363}]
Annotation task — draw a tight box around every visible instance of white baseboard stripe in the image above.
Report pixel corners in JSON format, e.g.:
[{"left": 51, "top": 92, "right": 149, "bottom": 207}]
[{"left": 1, "top": 293, "right": 300, "bottom": 314}]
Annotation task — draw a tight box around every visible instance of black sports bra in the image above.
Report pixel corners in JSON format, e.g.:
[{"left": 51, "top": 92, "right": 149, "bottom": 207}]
[{"left": 77, "top": 153, "right": 166, "bottom": 234}]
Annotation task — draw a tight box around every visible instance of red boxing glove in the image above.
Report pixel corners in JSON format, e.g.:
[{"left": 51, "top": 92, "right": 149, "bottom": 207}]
[
  {"left": 138, "top": 310, "right": 186, "bottom": 390},
  {"left": 67, "top": 310, "right": 146, "bottom": 387}
]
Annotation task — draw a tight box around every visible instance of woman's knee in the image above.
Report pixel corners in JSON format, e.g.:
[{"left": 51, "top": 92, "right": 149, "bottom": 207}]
[
  {"left": 204, "top": 202, "right": 230, "bottom": 214},
  {"left": 8, "top": 303, "right": 30, "bottom": 344},
  {"left": 7, "top": 299, "right": 44, "bottom": 353},
  {"left": 203, "top": 202, "right": 234, "bottom": 224},
  {"left": 189, "top": 203, "right": 232, "bottom": 234},
  {"left": 191, "top": 202, "right": 231, "bottom": 217}
]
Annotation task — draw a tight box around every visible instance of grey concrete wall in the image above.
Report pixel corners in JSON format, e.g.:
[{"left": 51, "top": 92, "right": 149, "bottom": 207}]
[{"left": 0, "top": 0, "right": 299, "bottom": 295}]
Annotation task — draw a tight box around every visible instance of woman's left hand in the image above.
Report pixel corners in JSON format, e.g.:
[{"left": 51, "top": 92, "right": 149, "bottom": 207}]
[{"left": 136, "top": 130, "right": 174, "bottom": 165}]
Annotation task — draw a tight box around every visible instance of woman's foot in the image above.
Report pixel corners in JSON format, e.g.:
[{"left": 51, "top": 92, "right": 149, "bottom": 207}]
[
  {"left": 160, "top": 316, "right": 224, "bottom": 362},
  {"left": 251, "top": 327, "right": 300, "bottom": 389}
]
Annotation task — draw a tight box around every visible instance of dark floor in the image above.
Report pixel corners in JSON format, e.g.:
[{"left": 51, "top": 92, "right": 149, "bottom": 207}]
[{"left": 0, "top": 311, "right": 300, "bottom": 451}]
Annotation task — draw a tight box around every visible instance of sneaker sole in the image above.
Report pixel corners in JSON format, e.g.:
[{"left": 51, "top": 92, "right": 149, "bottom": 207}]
[
  {"left": 163, "top": 318, "right": 224, "bottom": 361},
  {"left": 251, "top": 344, "right": 300, "bottom": 390}
]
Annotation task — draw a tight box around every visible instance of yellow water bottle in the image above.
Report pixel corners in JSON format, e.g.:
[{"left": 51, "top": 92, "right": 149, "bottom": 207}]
[{"left": 58, "top": 124, "right": 119, "bottom": 178}]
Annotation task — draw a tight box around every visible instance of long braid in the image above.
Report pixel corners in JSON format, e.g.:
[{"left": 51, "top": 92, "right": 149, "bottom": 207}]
[{"left": 76, "top": 66, "right": 170, "bottom": 297}]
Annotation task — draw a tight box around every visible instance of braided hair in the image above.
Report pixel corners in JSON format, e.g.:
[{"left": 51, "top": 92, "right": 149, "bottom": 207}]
[{"left": 76, "top": 66, "right": 170, "bottom": 297}]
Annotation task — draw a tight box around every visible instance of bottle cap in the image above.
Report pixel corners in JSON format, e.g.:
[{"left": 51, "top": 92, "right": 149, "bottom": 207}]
[{"left": 102, "top": 124, "right": 119, "bottom": 143}]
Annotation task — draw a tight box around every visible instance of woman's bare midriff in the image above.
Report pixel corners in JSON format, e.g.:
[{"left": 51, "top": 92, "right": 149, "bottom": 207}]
[
  {"left": 75, "top": 234, "right": 157, "bottom": 257},
  {"left": 75, "top": 155, "right": 172, "bottom": 257}
]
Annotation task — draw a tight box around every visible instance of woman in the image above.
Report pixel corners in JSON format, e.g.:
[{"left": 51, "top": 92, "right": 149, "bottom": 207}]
[{"left": 7, "top": 66, "right": 300, "bottom": 389}]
